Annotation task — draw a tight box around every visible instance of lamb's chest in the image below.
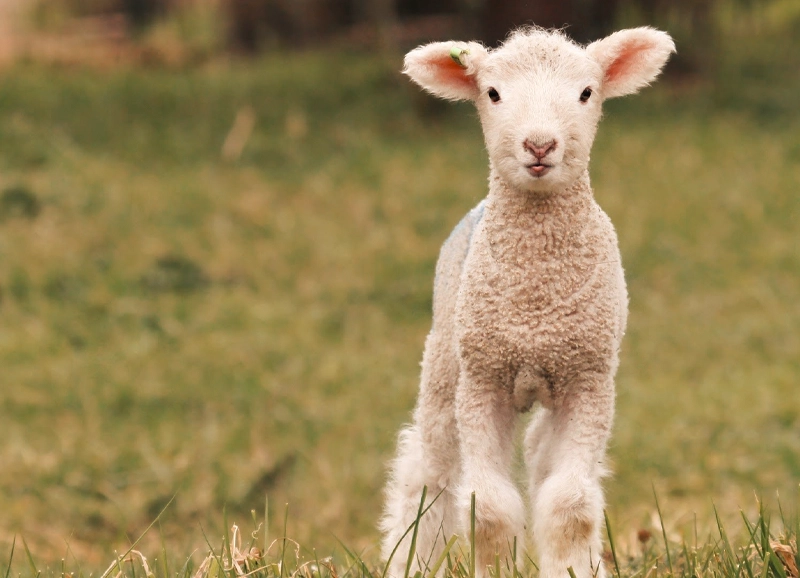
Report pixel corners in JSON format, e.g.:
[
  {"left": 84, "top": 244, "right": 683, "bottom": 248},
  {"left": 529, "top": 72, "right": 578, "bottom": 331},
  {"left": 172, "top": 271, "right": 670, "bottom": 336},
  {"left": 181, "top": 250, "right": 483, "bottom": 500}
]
[{"left": 457, "top": 244, "right": 624, "bottom": 378}]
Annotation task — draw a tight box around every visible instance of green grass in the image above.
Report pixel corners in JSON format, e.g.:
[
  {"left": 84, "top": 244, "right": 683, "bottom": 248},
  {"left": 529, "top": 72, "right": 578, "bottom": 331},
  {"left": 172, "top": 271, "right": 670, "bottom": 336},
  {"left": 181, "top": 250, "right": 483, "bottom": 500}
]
[
  {"left": 0, "top": 23, "right": 799, "bottom": 577},
  {"left": 4, "top": 493, "right": 799, "bottom": 578}
]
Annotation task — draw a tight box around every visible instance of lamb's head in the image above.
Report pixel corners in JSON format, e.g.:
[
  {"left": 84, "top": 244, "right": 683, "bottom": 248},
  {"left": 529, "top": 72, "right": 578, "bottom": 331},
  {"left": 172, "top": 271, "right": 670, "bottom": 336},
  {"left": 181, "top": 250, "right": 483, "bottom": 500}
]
[{"left": 404, "top": 27, "right": 675, "bottom": 194}]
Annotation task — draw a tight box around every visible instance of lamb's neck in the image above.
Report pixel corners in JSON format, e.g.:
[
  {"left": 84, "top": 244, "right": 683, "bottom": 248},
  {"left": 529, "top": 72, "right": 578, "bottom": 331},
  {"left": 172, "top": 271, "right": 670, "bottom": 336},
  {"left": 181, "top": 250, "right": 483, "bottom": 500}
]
[{"left": 483, "top": 169, "right": 594, "bottom": 259}]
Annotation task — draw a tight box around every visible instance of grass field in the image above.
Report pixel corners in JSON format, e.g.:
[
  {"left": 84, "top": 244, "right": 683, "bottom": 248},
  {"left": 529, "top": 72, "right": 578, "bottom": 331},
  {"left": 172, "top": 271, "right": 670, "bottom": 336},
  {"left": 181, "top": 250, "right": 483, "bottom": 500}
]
[{"left": 0, "top": 20, "right": 799, "bottom": 577}]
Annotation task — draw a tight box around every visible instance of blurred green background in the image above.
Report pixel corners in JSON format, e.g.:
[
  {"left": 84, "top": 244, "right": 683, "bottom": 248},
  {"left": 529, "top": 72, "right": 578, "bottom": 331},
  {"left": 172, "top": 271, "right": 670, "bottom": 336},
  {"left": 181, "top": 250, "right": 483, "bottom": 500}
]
[{"left": 0, "top": 0, "right": 799, "bottom": 572}]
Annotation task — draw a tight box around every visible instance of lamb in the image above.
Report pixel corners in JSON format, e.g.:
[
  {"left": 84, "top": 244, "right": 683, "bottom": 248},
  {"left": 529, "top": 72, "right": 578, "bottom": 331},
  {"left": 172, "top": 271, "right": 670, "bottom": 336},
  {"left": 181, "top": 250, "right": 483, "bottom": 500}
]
[{"left": 380, "top": 26, "right": 675, "bottom": 578}]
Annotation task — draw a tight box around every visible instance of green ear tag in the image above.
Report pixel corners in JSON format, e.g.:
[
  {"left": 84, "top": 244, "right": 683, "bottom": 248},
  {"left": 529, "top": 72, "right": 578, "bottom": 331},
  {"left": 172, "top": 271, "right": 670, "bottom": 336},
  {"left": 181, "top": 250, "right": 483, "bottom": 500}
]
[{"left": 449, "top": 46, "right": 469, "bottom": 68}]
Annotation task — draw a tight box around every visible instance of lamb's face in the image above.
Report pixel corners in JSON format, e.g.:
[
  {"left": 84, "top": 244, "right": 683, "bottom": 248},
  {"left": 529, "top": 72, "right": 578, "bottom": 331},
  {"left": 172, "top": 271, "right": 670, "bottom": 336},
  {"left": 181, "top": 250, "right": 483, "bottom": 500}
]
[
  {"left": 474, "top": 33, "right": 604, "bottom": 193},
  {"left": 403, "top": 27, "right": 675, "bottom": 194}
]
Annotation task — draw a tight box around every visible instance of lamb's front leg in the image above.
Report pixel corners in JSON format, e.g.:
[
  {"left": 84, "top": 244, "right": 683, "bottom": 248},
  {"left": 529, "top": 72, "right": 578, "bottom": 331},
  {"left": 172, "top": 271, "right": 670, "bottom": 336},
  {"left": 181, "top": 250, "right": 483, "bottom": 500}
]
[
  {"left": 455, "top": 370, "right": 524, "bottom": 576},
  {"left": 529, "top": 374, "right": 614, "bottom": 578}
]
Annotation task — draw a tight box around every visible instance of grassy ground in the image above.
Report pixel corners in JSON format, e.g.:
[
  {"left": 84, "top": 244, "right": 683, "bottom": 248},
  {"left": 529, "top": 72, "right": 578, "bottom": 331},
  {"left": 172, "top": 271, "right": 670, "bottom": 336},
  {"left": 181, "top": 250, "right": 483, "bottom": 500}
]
[{"left": 0, "top": 22, "right": 799, "bottom": 577}]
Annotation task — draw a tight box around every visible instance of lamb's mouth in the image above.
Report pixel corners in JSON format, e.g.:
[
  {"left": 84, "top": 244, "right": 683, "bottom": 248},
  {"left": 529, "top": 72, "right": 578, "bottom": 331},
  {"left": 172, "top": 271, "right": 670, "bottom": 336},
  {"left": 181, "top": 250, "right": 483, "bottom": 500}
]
[{"left": 526, "top": 163, "right": 553, "bottom": 177}]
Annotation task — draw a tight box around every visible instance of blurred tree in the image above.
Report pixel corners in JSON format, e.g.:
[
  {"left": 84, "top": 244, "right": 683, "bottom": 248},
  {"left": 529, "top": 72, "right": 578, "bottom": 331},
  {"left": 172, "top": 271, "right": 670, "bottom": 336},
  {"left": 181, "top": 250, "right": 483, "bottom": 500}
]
[
  {"left": 480, "top": 0, "right": 619, "bottom": 46},
  {"left": 225, "top": 0, "right": 478, "bottom": 51},
  {"left": 353, "top": 0, "right": 397, "bottom": 49},
  {"left": 397, "top": 0, "right": 461, "bottom": 16},
  {"left": 226, "top": 0, "right": 355, "bottom": 50},
  {"left": 613, "top": 0, "right": 716, "bottom": 75},
  {"left": 122, "top": 0, "right": 167, "bottom": 31}
]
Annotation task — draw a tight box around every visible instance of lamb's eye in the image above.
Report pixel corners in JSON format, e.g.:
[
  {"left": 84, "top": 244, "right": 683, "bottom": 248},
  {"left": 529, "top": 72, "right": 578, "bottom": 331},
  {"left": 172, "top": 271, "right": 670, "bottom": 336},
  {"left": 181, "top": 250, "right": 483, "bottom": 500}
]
[
  {"left": 488, "top": 87, "right": 501, "bottom": 103},
  {"left": 579, "top": 87, "right": 593, "bottom": 103}
]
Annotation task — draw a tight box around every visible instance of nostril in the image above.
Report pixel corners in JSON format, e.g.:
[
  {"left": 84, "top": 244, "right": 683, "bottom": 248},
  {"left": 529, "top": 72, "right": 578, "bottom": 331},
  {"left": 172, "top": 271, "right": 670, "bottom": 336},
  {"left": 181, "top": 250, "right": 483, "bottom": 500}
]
[{"left": 523, "top": 139, "right": 557, "bottom": 160}]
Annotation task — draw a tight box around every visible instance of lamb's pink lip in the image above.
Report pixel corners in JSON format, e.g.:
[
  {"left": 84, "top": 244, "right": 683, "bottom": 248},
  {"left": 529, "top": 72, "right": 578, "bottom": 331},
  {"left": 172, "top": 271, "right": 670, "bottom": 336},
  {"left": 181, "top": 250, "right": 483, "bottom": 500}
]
[{"left": 526, "top": 163, "right": 553, "bottom": 177}]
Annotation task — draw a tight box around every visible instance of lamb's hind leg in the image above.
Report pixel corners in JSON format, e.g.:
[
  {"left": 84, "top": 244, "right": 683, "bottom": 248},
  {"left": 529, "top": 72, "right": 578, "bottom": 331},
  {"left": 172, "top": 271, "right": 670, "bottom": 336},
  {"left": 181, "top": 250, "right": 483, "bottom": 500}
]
[
  {"left": 380, "top": 330, "right": 460, "bottom": 577},
  {"left": 528, "top": 375, "right": 614, "bottom": 578}
]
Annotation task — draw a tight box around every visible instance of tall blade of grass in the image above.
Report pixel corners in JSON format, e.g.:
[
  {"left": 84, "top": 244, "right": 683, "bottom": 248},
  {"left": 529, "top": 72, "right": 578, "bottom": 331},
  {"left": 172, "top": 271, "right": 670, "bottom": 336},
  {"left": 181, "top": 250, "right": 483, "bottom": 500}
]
[
  {"left": 341, "top": 547, "right": 363, "bottom": 578},
  {"left": 417, "top": 525, "right": 446, "bottom": 574},
  {"left": 763, "top": 538, "right": 788, "bottom": 577},
  {"left": 740, "top": 552, "right": 756, "bottom": 578},
  {"left": 453, "top": 550, "right": 468, "bottom": 578},
  {"left": 759, "top": 552, "right": 771, "bottom": 578},
  {"left": 404, "top": 485, "right": 429, "bottom": 578},
  {"left": 445, "top": 541, "right": 464, "bottom": 578},
  {"left": 524, "top": 550, "right": 538, "bottom": 572},
  {"left": 511, "top": 536, "right": 519, "bottom": 578},
  {"left": 334, "top": 538, "right": 371, "bottom": 578},
  {"left": 741, "top": 510, "right": 757, "bottom": 536},
  {"left": 759, "top": 501, "right": 771, "bottom": 562},
  {"left": 100, "top": 494, "right": 176, "bottom": 578},
  {"left": 735, "top": 522, "right": 756, "bottom": 578},
  {"left": 680, "top": 539, "right": 696, "bottom": 578},
  {"left": 742, "top": 510, "right": 763, "bottom": 560},
  {"left": 64, "top": 540, "right": 84, "bottom": 578},
  {"left": 265, "top": 495, "right": 270, "bottom": 560},
  {"left": 177, "top": 554, "right": 193, "bottom": 578},
  {"left": 159, "top": 522, "right": 170, "bottom": 578},
  {"left": 382, "top": 486, "right": 447, "bottom": 578},
  {"left": 280, "top": 503, "right": 289, "bottom": 578},
  {"left": 777, "top": 492, "right": 787, "bottom": 530},
  {"left": 604, "top": 510, "right": 621, "bottom": 578},
  {"left": 3, "top": 535, "right": 16, "bottom": 578},
  {"left": 652, "top": 487, "right": 674, "bottom": 577},
  {"left": 772, "top": 552, "right": 793, "bottom": 578},
  {"left": 713, "top": 504, "right": 739, "bottom": 577},
  {"left": 470, "top": 492, "right": 476, "bottom": 578},
  {"left": 756, "top": 502, "right": 788, "bottom": 578},
  {"left": 567, "top": 567, "right": 578, "bottom": 578},
  {"left": 428, "top": 535, "right": 458, "bottom": 578},
  {"left": 20, "top": 536, "right": 39, "bottom": 578},
  {"left": 207, "top": 557, "right": 221, "bottom": 578},
  {"left": 699, "top": 540, "right": 717, "bottom": 575},
  {"left": 199, "top": 524, "right": 226, "bottom": 578}
]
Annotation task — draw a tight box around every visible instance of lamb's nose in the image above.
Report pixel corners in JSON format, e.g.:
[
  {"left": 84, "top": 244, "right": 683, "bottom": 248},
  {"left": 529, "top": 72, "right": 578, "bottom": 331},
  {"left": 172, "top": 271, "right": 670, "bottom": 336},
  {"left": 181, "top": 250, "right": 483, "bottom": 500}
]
[{"left": 523, "top": 139, "right": 557, "bottom": 159}]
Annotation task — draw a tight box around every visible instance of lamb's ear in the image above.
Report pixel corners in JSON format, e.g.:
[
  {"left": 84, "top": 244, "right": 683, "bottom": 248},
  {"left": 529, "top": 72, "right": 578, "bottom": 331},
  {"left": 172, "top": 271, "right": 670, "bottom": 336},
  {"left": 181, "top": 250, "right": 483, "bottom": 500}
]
[
  {"left": 587, "top": 27, "right": 675, "bottom": 99},
  {"left": 403, "top": 41, "right": 488, "bottom": 101}
]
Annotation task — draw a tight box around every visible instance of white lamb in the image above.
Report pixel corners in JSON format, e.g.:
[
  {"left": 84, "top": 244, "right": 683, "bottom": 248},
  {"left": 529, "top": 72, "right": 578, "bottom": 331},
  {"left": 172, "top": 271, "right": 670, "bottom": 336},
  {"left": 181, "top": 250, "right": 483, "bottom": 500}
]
[{"left": 380, "top": 26, "right": 675, "bottom": 578}]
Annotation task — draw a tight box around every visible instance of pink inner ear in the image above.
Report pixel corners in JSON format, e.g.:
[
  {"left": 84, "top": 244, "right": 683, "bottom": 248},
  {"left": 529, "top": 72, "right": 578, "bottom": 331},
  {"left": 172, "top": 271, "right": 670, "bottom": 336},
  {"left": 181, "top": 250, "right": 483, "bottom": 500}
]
[
  {"left": 432, "top": 53, "right": 477, "bottom": 93},
  {"left": 604, "top": 38, "right": 657, "bottom": 85}
]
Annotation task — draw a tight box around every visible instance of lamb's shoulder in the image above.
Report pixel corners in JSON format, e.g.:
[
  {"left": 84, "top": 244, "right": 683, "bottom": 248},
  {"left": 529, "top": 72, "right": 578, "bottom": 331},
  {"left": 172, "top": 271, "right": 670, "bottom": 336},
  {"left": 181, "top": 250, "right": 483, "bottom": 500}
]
[{"left": 431, "top": 199, "right": 486, "bottom": 328}]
